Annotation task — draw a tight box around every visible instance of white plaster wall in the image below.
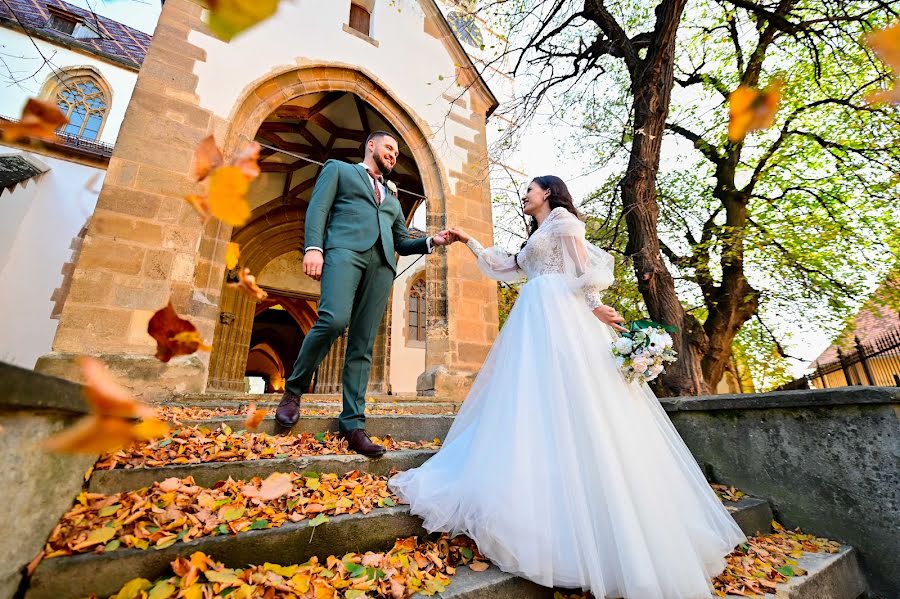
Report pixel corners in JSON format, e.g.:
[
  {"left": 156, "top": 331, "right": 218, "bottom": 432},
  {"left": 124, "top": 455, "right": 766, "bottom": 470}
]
[
  {"left": 0, "top": 147, "right": 102, "bottom": 367},
  {"left": 389, "top": 256, "right": 426, "bottom": 393},
  {"left": 190, "top": 0, "right": 481, "bottom": 185},
  {"left": 0, "top": 28, "right": 139, "bottom": 144}
]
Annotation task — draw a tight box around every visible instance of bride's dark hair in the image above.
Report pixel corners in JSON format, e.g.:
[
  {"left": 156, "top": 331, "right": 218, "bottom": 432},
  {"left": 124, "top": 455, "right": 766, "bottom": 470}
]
[
  {"left": 526, "top": 176, "right": 581, "bottom": 237},
  {"left": 514, "top": 176, "right": 582, "bottom": 268}
]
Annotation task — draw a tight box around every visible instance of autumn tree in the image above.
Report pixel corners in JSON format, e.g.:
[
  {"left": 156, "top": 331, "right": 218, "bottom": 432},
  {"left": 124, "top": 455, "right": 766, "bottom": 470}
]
[{"left": 476, "top": 0, "right": 900, "bottom": 395}]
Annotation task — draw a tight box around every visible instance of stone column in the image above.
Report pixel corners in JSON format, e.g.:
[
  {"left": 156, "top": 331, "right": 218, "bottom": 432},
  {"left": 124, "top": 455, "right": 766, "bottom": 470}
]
[{"left": 206, "top": 286, "right": 256, "bottom": 392}]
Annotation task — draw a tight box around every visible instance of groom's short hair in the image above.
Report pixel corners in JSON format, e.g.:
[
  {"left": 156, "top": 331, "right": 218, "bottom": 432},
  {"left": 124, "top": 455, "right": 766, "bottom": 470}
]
[{"left": 366, "top": 130, "right": 397, "bottom": 145}]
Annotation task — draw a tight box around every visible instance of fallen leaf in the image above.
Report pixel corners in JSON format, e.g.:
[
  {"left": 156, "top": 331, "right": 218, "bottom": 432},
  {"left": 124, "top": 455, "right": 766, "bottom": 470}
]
[
  {"left": 259, "top": 472, "right": 292, "bottom": 501},
  {"left": 148, "top": 301, "right": 211, "bottom": 363},
  {"left": 727, "top": 79, "right": 782, "bottom": 142},
  {"left": 205, "top": 0, "right": 281, "bottom": 41},
  {"left": 1, "top": 98, "right": 68, "bottom": 143},
  {"left": 225, "top": 242, "right": 241, "bottom": 270},
  {"left": 113, "top": 578, "right": 152, "bottom": 599}
]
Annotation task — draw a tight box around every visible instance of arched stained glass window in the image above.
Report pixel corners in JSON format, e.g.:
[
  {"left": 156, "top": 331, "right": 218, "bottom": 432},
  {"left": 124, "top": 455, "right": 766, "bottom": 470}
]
[{"left": 54, "top": 77, "right": 108, "bottom": 140}]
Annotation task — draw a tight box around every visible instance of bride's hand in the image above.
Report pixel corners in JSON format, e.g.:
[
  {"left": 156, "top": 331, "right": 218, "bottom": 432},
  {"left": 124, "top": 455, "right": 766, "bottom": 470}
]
[
  {"left": 448, "top": 227, "right": 470, "bottom": 243},
  {"left": 593, "top": 305, "right": 628, "bottom": 332}
]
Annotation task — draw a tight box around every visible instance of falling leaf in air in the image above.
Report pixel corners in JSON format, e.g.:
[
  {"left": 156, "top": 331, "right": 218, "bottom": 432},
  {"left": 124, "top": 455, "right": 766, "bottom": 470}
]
[
  {"left": 205, "top": 0, "right": 281, "bottom": 41},
  {"left": 192, "top": 134, "right": 225, "bottom": 181},
  {"left": 148, "top": 301, "right": 211, "bottom": 363},
  {"left": 259, "top": 472, "right": 293, "bottom": 501},
  {"left": 208, "top": 166, "right": 251, "bottom": 226},
  {"left": 232, "top": 141, "right": 262, "bottom": 179},
  {"left": 244, "top": 401, "right": 267, "bottom": 430},
  {"left": 727, "top": 79, "right": 783, "bottom": 142},
  {"left": 184, "top": 194, "right": 212, "bottom": 223},
  {"left": 865, "top": 20, "right": 900, "bottom": 105},
  {"left": 228, "top": 267, "right": 268, "bottom": 301},
  {"left": 225, "top": 242, "right": 240, "bottom": 270},
  {"left": 0, "top": 98, "right": 68, "bottom": 143},
  {"left": 43, "top": 358, "right": 169, "bottom": 454}
]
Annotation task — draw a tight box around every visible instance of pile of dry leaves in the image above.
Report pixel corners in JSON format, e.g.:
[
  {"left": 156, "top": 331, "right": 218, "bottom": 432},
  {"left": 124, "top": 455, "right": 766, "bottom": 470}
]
[
  {"left": 95, "top": 426, "right": 441, "bottom": 470},
  {"left": 92, "top": 535, "right": 486, "bottom": 599},
  {"left": 46, "top": 472, "right": 398, "bottom": 558}
]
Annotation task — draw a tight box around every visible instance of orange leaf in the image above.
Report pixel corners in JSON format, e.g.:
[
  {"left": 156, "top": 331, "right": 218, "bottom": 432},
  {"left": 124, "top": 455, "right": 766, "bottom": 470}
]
[
  {"left": 43, "top": 415, "right": 136, "bottom": 454},
  {"left": 1, "top": 98, "right": 68, "bottom": 143},
  {"left": 468, "top": 560, "right": 490, "bottom": 572},
  {"left": 866, "top": 20, "right": 900, "bottom": 105},
  {"left": 244, "top": 402, "right": 267, "bottom": 431},
  {"left": 227, "top": 267, "right": 268, "bottom": 301},
  {"left": 208, "top": 166, "right": 251, "bottom": 226},
  {"left": 132, "top": 418, "right": 170, "bottom": 441},
  {"left": 184, "top": 194, "right": 212, "bottom": 223},
  {"left": 148, "top": 302, "right": 210, "bottom": 362},
  {"left": 192, "top": 135, "right": 224, "bottom": 181},
  {"left": 259, "top": 472, "right": 293, "bottom": 501},
  {"left": 727, "top": 80, "right": 782, "bottom": 142},
  {"left": 225, "top": 242, "right": 241, "bottom": 270},
  {"left": 232, "top": 141, "right": 261, "bottom": 180},
  {"left": 80, "top": 357, "right": 156, "bottom": 420}
]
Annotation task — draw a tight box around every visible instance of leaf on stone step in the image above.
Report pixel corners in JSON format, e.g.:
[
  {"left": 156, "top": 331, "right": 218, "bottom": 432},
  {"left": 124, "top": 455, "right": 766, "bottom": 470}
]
[
  {"left": 98, "top": 504, "right": 121, "bottom": 517},
  {"left": 308, "top": 514, "right": 329, "bottom": 528},
  {"left": 204, "top": 568, "right": 240, "bottom": 584},
  {"left": 223, "top": 507, "right": 245, "bottom": 522},
  {"left": 314, "top": 432, "right": 327, "bottom": 443},
  {"left": 345, "top": 590, "right": 368, "bottom": 599},
  {"left": 83, "top": 525, "right": 118, "bottom": 547},
  {"left": 0, "top": 98, "right": 68, "bottom": 143},
  {"left": 249, "top": 518, "right": 268, "bottom": 530},
  {"left": 468, "top": 561, "right": 489, "bottom": 572},
  {"left": 113, "top": 578, "right": 152, "bottom": 599},
  {"left": 259, "top": 472, "right": 292, "bottom": 501},
  {"left": 147, "top": 581, "right": 176, "bottom": 599}
]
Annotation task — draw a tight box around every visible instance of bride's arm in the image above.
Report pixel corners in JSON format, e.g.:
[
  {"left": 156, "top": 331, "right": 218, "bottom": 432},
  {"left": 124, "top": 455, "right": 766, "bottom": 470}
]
[{"left": 450, "top": 227, "right": 525, "bottom": 283}]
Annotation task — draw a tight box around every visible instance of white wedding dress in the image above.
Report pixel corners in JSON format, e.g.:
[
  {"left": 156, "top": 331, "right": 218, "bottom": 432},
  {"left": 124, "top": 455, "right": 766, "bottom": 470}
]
[{"left": 389, "top": 207, "right": 746, "bottom": 598}]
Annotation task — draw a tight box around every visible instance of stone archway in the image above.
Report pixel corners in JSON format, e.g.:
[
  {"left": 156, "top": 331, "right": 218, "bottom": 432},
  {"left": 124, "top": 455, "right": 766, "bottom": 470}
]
[{"left": 202, "top": 66, "right": 455, "bottom": 395}]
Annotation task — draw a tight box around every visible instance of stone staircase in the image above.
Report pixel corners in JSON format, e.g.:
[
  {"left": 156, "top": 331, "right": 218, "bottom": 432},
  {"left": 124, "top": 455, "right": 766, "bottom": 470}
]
[{"left": 23, "top": 392, "right": 870, "bottom": 599}]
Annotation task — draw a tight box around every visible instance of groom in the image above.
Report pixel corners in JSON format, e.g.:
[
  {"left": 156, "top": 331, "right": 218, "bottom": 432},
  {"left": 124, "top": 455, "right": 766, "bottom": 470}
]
[{"left": 275, "top": 131, "right": 454, "bottom": 457}]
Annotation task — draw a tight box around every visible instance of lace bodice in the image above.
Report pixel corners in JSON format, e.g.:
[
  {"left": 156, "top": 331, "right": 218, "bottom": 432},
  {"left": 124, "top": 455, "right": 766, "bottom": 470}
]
[{"left": 466, "top": 207, "right": 615, "bottom": 309}]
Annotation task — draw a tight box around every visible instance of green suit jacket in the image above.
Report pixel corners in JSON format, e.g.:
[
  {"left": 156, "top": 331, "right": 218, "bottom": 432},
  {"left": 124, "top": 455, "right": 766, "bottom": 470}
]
[{"left": 303, "top": 159, "right": 429, "bottom": 271}]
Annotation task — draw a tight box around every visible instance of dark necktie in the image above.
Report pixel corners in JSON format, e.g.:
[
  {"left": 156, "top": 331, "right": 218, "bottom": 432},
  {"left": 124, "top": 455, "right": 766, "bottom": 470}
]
[{"left": 366, "top": 168, "right": 383, "bottom": 205}]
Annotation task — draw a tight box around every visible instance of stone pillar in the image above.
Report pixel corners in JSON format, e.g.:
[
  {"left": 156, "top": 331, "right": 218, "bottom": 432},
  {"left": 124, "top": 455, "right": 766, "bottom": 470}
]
[
  {"left": 206, "top": 286, "right": 256, "bottom": 392},
  {"left": 35, "top": 0, "right": 224, "bottom": 398}
]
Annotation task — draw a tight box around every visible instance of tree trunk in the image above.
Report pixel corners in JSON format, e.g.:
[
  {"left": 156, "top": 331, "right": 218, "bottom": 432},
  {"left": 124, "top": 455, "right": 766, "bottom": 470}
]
[{"left": 621, "top": 0, "right": 707, "bottom": 396}]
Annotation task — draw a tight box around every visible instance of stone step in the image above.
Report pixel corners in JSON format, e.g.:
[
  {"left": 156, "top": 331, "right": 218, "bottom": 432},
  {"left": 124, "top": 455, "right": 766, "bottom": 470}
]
[
  {"left": 175, "top": 392, "right": 453, "bottom": 405},
  {"left": 174, "top": 414, "right": 455, "bottom": 441},
  {"left": 27, "top": 507, "right": 424, "bottom": 599},
  {"left": 411, "top": 546, "right": 867, "bottom": 599},
  {"left": 165, "top": 400, "right": 461, "bottom": 415},
  {"left": 88, "top": 448, "right": 436, "bottom": 494},
  {"left": 27, "top": 496, "right": 774, "bottom": 599}
]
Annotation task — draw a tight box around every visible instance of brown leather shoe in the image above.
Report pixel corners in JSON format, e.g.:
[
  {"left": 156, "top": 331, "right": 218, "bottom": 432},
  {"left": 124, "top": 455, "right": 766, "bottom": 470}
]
[
  {"left": 340, "top": 429, "right": 386, "bottom": 458},
  {"left": 274, "top": 390, "right": 301, "bottom": 427}
]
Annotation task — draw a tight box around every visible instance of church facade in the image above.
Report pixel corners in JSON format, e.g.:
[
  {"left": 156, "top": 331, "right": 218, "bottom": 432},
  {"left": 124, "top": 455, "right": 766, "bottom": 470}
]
[{"left": 1, "top": 0, "right": 501, "bottom": 400}]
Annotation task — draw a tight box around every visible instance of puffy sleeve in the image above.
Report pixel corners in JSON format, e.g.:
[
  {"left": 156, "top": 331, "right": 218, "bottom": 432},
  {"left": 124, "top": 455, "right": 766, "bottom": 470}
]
[
  {"left": 465, "top": 238, "right": 526, "bottom": 283},
  {"left": 544, "top": 208, "right": 615, "bottom": 309}
]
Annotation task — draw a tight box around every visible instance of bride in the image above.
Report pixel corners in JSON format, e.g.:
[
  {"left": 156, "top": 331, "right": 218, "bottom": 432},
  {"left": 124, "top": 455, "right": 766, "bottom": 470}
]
[{"left": 389, "top": 176, "right": 746, "bottom": 598}]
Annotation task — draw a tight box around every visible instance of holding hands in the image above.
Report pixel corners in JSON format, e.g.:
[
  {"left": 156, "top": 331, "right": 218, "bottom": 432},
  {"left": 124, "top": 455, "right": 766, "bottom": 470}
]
[{"left": 432, "top": 227, "right": 469, "bottom": 246}]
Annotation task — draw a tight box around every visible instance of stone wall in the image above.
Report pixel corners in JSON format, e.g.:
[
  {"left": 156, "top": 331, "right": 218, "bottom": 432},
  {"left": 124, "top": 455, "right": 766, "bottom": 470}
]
[
  {"left": 0, "top": 362, "right": 95, "bottom": 599},
  {"left": 661, "top": 386, "right": 900, "bottom": 598}
]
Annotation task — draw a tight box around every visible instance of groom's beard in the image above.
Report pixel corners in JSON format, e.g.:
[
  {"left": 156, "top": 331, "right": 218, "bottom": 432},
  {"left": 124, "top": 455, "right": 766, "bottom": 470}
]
[{"left": 374, "top": 154, "right": 394, "bottom": 176}]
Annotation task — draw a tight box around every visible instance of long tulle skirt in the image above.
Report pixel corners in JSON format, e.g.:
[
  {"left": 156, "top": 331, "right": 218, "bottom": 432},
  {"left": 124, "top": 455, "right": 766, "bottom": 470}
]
[{"left": 389, "top": 274, "right": 746, "bottom": 598}]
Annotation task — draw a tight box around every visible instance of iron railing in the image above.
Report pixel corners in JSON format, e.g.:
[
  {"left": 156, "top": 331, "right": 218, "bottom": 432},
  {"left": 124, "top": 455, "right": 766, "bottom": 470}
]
[
  {"left": 1, "top": 115, "right": 114, "bottom": 158},
  {"left": 809, "top": 326, "right": 900, "bottom": 388}
]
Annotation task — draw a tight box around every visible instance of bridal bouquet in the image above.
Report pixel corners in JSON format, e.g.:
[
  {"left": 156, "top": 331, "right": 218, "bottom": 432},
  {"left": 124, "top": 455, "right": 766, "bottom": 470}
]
[{"left": 611, "top": 320, "right": 678, "bottom": 384}]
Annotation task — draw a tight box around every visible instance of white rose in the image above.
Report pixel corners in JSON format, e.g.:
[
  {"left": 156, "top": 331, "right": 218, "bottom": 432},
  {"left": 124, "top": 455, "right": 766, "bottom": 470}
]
[
  {"left": 648, "top": 363, "right": 664, "bottom": 377},
  {"left": 633, "top": 360, "right": 649, "bottom": 373},
  {"left": 614, "top": 337, "right": 633, "bottom": 354},
  {"left": 386, "top": 180, "right": 398, "bottom": 195}
]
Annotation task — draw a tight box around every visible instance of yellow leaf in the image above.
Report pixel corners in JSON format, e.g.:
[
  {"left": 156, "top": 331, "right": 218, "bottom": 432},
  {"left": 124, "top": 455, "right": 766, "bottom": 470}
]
[
  {"left": 84, "top": 526, "right": 117, "bottom": 547},
  {"left": 727, "top": 80, "right": 782, "bottom": 142},
  {"left": 205, "top": 569, "right": 240, "bottom": 584},
  {"left": 208, "top": 166, "right": 250, "bottom": 226},
  {"left": 225, "top": 242, "right": 241, "bottom": 270},
  {"left": 290, "top": 573, "right": 311, "bottom": 592},
  {"left": 264, "top": 562, "right": 298, "bottom": 577},
  {"left": 132, "top": 418, "right": 170, "bottom": 441},
  {"left": 206, "top": 0, "right": 281, "bottom": 41},
  {"left": 113, "top": 578, "right": 152, "bottom": 599},
  {"left": 181, "top": 584, "right": 203, "bottom": 599},
  {"left": 147, "top": 581, "right": 175, "bottom": 599}
]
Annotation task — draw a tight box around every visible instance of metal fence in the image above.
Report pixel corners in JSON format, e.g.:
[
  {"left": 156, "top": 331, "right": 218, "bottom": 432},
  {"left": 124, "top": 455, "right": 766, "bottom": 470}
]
[{"left": 809, "top": 327, "right": 900, "bottom": 388}]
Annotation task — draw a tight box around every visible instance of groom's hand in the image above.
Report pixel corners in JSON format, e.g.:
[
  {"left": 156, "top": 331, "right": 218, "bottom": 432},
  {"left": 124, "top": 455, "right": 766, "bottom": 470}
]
[
  {"left": 431, "top": 230, "right": 456, "bottom": 246},
  {"left": 303, "top": 250, "right": 324, "bottom": 281}
]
